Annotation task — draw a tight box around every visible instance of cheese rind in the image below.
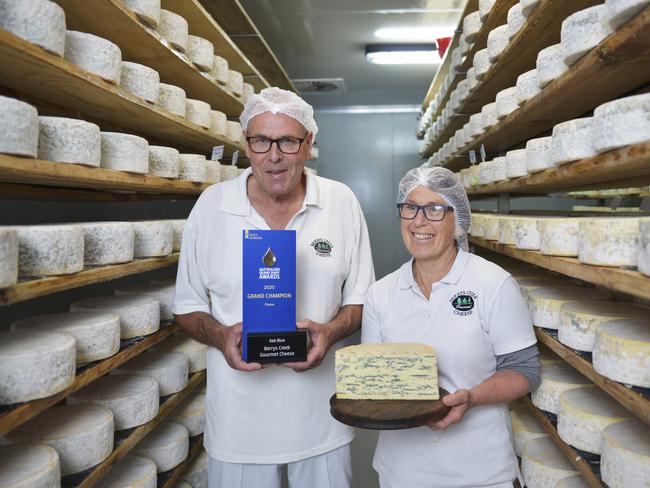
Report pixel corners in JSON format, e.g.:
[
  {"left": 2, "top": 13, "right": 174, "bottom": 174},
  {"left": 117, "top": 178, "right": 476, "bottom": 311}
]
[
  {"left": 0, "top": 95, "right": 39, "bottom": 158},
  {"left": 527, "top": 286, "right": 612, "bottom": 329},
  {"left": 498, "top": 216, "right": 518, "bottom": 245},
  {"left": 187, "top": 35, "right": 214, "bottom": 72},
  {"left": 0, "top": 0, "right": 66, "bottom": 56},
  {"left": 510, "top": 406, "right": 547, "bottom": 456},
  {"left": 122, "top": 0, "right": 160, "bottom": 28},
  {"left": 170, "top": 219, "right": 185, "bottom": 252},
  {"left": 179, "top": 154, "right": 208, "bottom": 183},
  {"left": 132, "top": 220, "right": 173, "bottom": 258},
  {"left": 112, "top": 350, "right": 189, "bottom": 395},
  {"left": 0, "top": 443, "right": 61, "bottom": 488},
  {"left": 601, "top": 419, "right": 650, "bottom": 488},
  {"left": 134, "top": 421, "right": 189, "bottom": 472},
  {"left": 531, "top": 362, "right": 593, "bottom": 414},
  {"left": 0, "top": 228, "right": 18, "bottom": 287},
  {"left": 152, "top": 334, "right": 207, "bottom": 372},
  {"left": 522, "top": 437, "right": 579, "bottom": 488},
  {"left": 335, "top": 343, "right": 438, "bottom": 400},
  {"left": 185, "top": 99, "right": 211, "bottom": 129},
  {"left": 496, "top": 86, "right": 519, "bottom": 119},
  {"left": 578, "top": 218, "right": 639, "bottom": 267},
  {"left": 507, "top": 4, "right": 526, "bottom": 38},
  {"left": 159, "top": 10, "right": 188, "bottom": 52},
  {"left": 210, "top": 110, "right": 227, "bottom": 137},
  {"left": 487, "top": 25, "right": 510, "bottom": 62},
  {"left": 515, "top": 217, "right": 542, "bottom": 250},
  {"left": 549, "top": 117, "right": 597, "bottom": 166},
  {"left": 505, "top": 149, "right": 527, "bottom": 178},
  {"left": 15, "top": 224, "right": 84, "bottom": 277},
  {"left": 537, "top": 218, "right": 580, "bottom": 257},
  {"left": 555, "top": 475, "right": 590, "bottom": 488},
  {"left": 536, "top": 44, "right": 568, "bottom": 88},
  {"left": 64, "top": 31, "right": 122, "bottom": 84},
  {"left": 606, "top": 0, "right": 650, "bottom": 28},
  {"left": 521, "top": 0, "right": 541, "bottom": 16},
  {"left": 591, "top": 93, "right": 650, "bottom": 154},
  {"left": 516, "top": 69, "right": 541, "bottom": 106},
  {"left": 526, "top": 136, "right": 554, "bottom": 173},
  {"left": 211, "top": 55, "right": 229, "bottom": 85},
  {"left": 561, "top": 6, "right": 614, "bottom": 66},
  {"left": 120, "top": 61, "right": 160, "bottom": 103},
  {"left": 158, "top": 83, "right": 186, "bottom": 117},
  {"left": 227, "top": 70, "right": 244, "bottom": 96},
  {"left": 115, "top": 282, "right": 175, "bottom": 321},
  {"left": 37, "top": 116, "right": 101, "bottom": 167},
  {"left": 463, "top": 11, "right": 482, "bottom": 43},
  {"left": 100, "top": 132, "right": 149, "bottom": 174},
  {"left": 148, "top": 145, "right": 180, "bottom": 179},
  {"left": 206, "top": 160, "right": 222, "bottom": 184},
  {"left": 172, "top": 389, "right": 206, "bottom": 436},
  {"left": 473, "top": 48, "right": 491, "bottom": 79},
  {"left": 97, "top": 455, "right": 157, "bottom": 488},
  {"left": 226, "top": 121, "right": 244, "bottom": 145},
  {"left": 82, "top": 221, "right": 134, "bottom": 265}
]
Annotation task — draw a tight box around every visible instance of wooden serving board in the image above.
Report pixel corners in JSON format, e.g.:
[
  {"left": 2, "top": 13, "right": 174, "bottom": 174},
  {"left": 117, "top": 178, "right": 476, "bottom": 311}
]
[{"left": 330, "top": 388, "right": 451, "bottom": 430}]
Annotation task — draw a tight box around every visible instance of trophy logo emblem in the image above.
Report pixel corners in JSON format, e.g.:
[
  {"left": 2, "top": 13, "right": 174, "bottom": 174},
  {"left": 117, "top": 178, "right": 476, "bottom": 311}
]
[{"left": 263, "top": 247, "right": 277, "bottom": 267}]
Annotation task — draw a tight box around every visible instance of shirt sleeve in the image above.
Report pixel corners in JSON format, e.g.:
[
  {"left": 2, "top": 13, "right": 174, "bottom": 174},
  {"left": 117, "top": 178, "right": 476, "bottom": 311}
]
[
  {"left": 361, "top": 285, "right": 383, "bottom": 344},
  {"left": 173, "top": 218, "right": 212, "bottom": 316},
  {"left": 486, "top": 275, "right": 537, "bottom": 356},
  {"left": 341, "top": 196, "right": 376, "bottom": 306}
]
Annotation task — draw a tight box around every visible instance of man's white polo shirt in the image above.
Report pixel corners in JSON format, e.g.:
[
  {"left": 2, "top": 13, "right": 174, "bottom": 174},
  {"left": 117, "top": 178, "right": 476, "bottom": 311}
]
[
  {"left": 174, "top": 168, "right": 375, "bottom": 464},
  {"left": 362, "top": 248, "right": 535, "bottom": 488}
]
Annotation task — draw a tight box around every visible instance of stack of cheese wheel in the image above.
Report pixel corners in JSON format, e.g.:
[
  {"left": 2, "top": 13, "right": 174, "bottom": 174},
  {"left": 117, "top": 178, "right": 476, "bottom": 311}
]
[
  {"left": 112, "top": 350, "right": 189, "bottom": 395},
  {"left": 531, "top": 362, "right": 593, "bottom": 415},
  {"left": 0, "top": 228, "right": 18, "bottom": 288},
  {"left": 151, "top": 334, "right": 207, "bottom": 372},
  {"left": 578, "top": 217, "right": 639, "bottom": 267},
  {"left": 96, "top": 455, "right": 157, "bottom": 488},
  {"left": 132, "top": 220, "right": 173, "bottom": 258},
  {"left": 180, "top": 449, "right": 208, "bottom": 487},
  {"left": 521, "top": 436, "right": 579, "bottom": 487},
  {"left": 11, "top": 311, "right": 120, "bottom": 364},
  {"left": 601, "top": 419, "right": 650, "bottom": 487},
  {"left": 64, "top": 31, "right": 122, "bottom": 84},
  {"left": 70, "top": 294, "right": 160, "bottom": 339},
  {"left": 537, "top": 217, "right": 581, "bottom": 256},
  {"left": 6, "top": 404, "right": 114, "bottom": 475},
  {"left": 133, "top": 421, "right": 189, "bottom": 473},
  {"left": 82, "top": 221, "right": 135, "bottom": 265},
  {"left": 115, "top": 281, "right": 175, "bottom": 321},
  {"left": 510, "top": 404, "right": 548, "bottom": 456},
  {"left": 0, "top": 443, "right": 61, "bottom": 488},
  {"left": 14, "top": 224, "right": 84, "bottom": 277},
  {"left": 558, "top": 301, "right": 649, "bottom": 353},
  {"left": 172, "top": 388, "right": 206, "bottom": 436},
  {"left": 527, "top": 285, "right": 612, "bottom": 329},
  {"left": 37, "top": 117, "right": 101, "bottom": 167}
]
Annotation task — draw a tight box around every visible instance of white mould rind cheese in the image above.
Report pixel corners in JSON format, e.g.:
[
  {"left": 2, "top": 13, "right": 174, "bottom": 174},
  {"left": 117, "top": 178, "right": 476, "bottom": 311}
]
[
  {"left": 531, "top": 362, "right": 593, "bottom": 414},
  {"left": 122, "top": 0, "right": 161, "bottom": 28},
  {"left": 186, "top": 98, "right": 211, "bottom": 129},
  {"left": 37, "top": 116, "right": 101, "bottom": 167},
  {"left": 100, "top": 132, "right": 149, "bottom": 174},
  {"left": 487, "top": 25, "right": 510, "bottom": 62},
  {"left": 210, "top": 110, "right": 227, "bottom": 137},
  {"left": 495, "top": 86, "right": 519, "bottom": 119},
  {"left": 498, "top": 216, "right": 518, "bottom": 245},
  {"left": 0, "top": 228, "right": 18, "bottom": 288},
  {"left": 171, "top": 219, "right": 185, "bottom": 252},
  {"left": 525, "top": 136, "right": 554, "bottom": 173},
  {"left": 132, "top": 220, "right": 173, "bottom": 257},
  {"left": 463, "top": 11, "right": 482, "bottom": 43},
  {"left": 64, "top": 31, "right": 122, "bottom": 84},
  {"left": 15, "top": 224, "right": 84, "bottom": 277},
  {"left": 172, "top": 390, "right": 206, "bottom": 436},
  {"left": 507, "top": 3, "right": 526, "bottom": 39},
  {"left": 187, "top": 35, "right": 214, "bottom": 72},
  {"left": 226, "top": 121, "right": 244, "bottom": 144},
  {"left": 473, "top": 48, "right": 491, "bottom": 79},
  {"left": 159, "top": 10, "right": 188, "bottom": 53},
  {"left": 221, "top": 165, "right": 239, "bottom": 181},
  {"left": 0, "top": 443, "right": 61, "bottom": 488},
  {"left": 11, "top": 311, "right": 120, "bottom": 364},
  {"left": 0, "top": 330, "right": 76, "bottom": 405},
  {"left": 515, "top": 217, "right": 542, "bottom": 250},
  {"left": 112, "top": 350, "right": 188, "bottom": 395},
  {"left": 591, "top": 93, "right": 650, "bottom": 154},
  {"left": 69, "top": 375, "right": 159, "bottom": 430},
  {"left": 152, "top": 334, "right": 207, "bottom": 372},
  {"left": 206, "top": 160, "right": 221, "bottom": 184},
  {"left": 149, "top": 145, "right": 180, "bottom": 179},
  {"left": 7, "top": 404, "right": 114, "bottom": 475},
  {"left": 70, "top": 295, "right": 160, "bottom": 339},
  {"left": 481, "top": 102, "right": 498, "bottom": 131},
  {"left": 179, "top": 153, "right": 208, "bottom": 183},
  {"left": 601, "top": 419, "right": 650, "bottom": 488},
  {"left": 227, "top": 70, "right": 244, "bottom": 96},
  {"left": 479, "top": 0, "right": 496, "bottom": 21},
  {"left": 97, "top": 455, "right": 157, "bottom": 488},
  {"left": 211, "top": 55, "right": 229, "bottom": 85},
  {"left": 120, "top": 61, "right": 160, "bottom": 103},
  {"left": 158, "top": 83, "right": 186, "bottom": 117},
  {"left": 561, "top": 5, "right": 614, "bottom": 66},
  {"left": 82, "top": 221, "right": 134, "bottom": 265},
  {"left": 537, "top": 218, "right": 580, "bottom": 256},
  {"left": 510, "top": 406, "right": 547, "bottom": 456},
  {"left": 516, "top": 69, "right": 541, "bottom": 105},
  {"left": 521, "top": 0, "right": 541, "bottom": 16},
  {"left": 527, "top": 286, "right": 612, "bottom": 329},
  {"left": 606, "top": 0, "right": 650, "bottom": 29},
  {"left": 242, "top": 83, "right": 254, "bottom": 104},
  {"left": 0, "top": 0, "right": 66, "bottom": 56},
  {"left": 536, "top": 44, "right": 568, "bottom": 88},
  {"left": 521, "top": 436, "right": 579, "bottom": 487},
  {"left": 505, "top": 149, "right": 527, "bottom": 178},
  {"left": 115, "top": 282, "right": 175, "bottom": 321},
  {"left": 134, "top": 421, "right": 189, "bottom": 473},
  {"left": 0, "top": 95, "right": 38, "bottom": 158},
  {"left": 549, "top": 117, "right": 597, "bottom": 166},
  {"left": 578, "top": 217, "right": 639, "bottom": 267},
  {"left": 640, "top": 217, "right": 650, "bottom": 276}
]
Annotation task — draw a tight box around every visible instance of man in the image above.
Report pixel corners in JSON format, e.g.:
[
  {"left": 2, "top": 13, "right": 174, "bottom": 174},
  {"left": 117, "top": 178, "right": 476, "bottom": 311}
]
[{"left": 173, "top": 87, "right": 375, "bottom": 488}]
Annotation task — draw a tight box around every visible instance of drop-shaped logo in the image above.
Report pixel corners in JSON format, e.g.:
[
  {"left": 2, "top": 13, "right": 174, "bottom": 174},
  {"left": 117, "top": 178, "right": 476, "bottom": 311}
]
[{"left": 262, "top": 247, "right": 277, "bottom": 267}]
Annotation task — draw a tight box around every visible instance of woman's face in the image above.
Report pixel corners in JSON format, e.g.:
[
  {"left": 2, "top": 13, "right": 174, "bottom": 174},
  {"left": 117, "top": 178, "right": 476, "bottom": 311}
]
[{"left": 400, "top": 186, "right": 457, "bottom": 263}]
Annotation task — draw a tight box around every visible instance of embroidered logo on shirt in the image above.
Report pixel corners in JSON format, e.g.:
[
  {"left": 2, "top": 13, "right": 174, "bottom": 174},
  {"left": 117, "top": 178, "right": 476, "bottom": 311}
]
[
  {"left": 311, "top": 238, "right": 333, "bottom": 257},
  {"left": 450, "top": 291, "right": 477, "bottom": 316}
]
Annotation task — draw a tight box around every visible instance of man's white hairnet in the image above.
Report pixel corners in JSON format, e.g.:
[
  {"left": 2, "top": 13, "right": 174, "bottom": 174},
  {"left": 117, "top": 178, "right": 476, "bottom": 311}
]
[
  {"left": 239, "top": 87, "right": 319, "bottom": 138},
  {"left": 397, "top": 167, "right": 471, "bottom": 251}
]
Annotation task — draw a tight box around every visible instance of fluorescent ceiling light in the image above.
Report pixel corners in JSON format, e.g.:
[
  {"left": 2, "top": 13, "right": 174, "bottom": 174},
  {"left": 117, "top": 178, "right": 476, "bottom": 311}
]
[
  {"left": 375, "top": 27, "right": 455, "bottom": 41},
  {"left": 365, "top": 44, "right": 440, "bottom": 65}
]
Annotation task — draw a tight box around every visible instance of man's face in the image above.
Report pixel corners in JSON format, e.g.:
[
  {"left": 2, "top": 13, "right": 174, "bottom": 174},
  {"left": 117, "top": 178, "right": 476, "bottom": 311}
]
[{"left": 245, "top": 112, "right": 312, "bottom": 198}]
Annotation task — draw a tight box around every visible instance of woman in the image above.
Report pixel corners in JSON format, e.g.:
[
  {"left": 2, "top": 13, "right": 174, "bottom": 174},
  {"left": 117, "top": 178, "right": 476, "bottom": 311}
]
[{"left": 362, "top": 167, "right": 540, "bottom": 488}]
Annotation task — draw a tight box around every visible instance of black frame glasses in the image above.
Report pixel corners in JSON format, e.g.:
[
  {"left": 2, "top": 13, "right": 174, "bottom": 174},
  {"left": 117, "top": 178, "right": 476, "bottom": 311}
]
[
  {"left": 397, "top": 203, "right": 454, "bottom": 221},
  {"left": 246, "top": 136, "right": 306, "bottom": 154}
]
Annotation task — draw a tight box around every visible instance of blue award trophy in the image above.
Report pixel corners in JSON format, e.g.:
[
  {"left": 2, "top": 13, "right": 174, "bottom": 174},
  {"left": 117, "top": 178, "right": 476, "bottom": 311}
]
[{"left": 242, "top": 229, "right": 308, "bottom": 363}]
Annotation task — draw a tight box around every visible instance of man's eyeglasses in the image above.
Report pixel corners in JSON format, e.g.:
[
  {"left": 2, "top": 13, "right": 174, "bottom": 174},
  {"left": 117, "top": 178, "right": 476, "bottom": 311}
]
[
  {"left": 246, "top": 136, "right": 306, "bottom": 154},
  {"left": 397, "top": 203, "right": 454, "bottom": 221}
]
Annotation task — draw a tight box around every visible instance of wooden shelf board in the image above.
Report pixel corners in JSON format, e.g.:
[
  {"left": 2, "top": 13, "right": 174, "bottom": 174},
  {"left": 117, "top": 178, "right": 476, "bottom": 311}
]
[
  {"left": 76, "top": 372, "right": 206, "bottom": 488},
  {"left": 467, "top": 142, "right": 650, "bottom": 195},
  {"left": 469, "top": 236, "right": 650, "bottom": 301},
  {"left": 0, "top": 253, "right": 179, "bottom": 307},
  {"left": 522, "top": 396, "right": 604, "bottom": 488},
  {"left": 159, "top": 433, "right": 205, "bottom": 488},
  {"left": 0, "top": 323, "right": 179, "bottom": 436},
  {"left": 200, "top": 0, "right": 296, "bottom": 92},
  {"left": 56, "top": 0, "right": 244, "bottom": 116},
  {"left": 536, "top": 328, "right": 650, "bottom": 425},
  {"left": 160, "top": 0, "right": 269, "bottom": 92}
]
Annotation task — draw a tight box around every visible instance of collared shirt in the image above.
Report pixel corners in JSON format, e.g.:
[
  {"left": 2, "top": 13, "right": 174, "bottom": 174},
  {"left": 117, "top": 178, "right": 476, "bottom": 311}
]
[
  {"left": 362, "top": 248, "right": 536, "bottom": 488},
  {"left": 174, "top": 168, "right": 375, "bottom": 463}
]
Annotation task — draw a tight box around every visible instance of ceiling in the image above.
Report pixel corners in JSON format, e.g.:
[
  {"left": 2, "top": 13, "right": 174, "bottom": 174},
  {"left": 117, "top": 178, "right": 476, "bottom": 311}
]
[{"left": 239, "top": 0, "right": 466, "bottom": 108}]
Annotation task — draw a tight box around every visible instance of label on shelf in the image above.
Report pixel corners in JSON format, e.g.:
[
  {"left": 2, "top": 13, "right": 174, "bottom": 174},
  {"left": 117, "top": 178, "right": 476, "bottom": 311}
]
[
  {"left": 211, "top": 146, "right": 224, "bottom": 161},
  {"left": 469, "top": 151, "right": 477, "bottom": 164}
]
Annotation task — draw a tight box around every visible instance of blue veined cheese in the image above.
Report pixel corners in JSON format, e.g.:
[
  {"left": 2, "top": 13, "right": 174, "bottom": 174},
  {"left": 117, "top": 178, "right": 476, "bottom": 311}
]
[
  {"left": 527, "top": 285, "right": 612, "bottom": 329},
  {"left": 335, "top": 343, "right": 438, "bottom": 400},
  {"left": 578, "top": 217, "right": 640, "bottom": 267}
]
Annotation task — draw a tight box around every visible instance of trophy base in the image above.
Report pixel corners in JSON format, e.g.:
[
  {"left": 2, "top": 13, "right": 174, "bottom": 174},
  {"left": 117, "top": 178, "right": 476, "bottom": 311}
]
[{"left": 246, "top": 330, "right": 309, "bottom": 363}]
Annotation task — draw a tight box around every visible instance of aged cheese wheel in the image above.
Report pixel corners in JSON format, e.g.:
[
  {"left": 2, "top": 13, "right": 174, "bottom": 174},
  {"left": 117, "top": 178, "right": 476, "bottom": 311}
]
[
  {"left": 470, "top": 213, "right": 486, "bottom": 237},
  {"left": 578, "top": 217, "right": 639, "bottom": 267},
  {"left": 0, "top": 330, "right": 76, "bottom": 405},
  {"left": 152, "top": 334, "right": 207, "bottom": 372},
  {"left": 481, "top": 214, "right": 501, "bottom": 240},
  {"left": 473, "top": 48, "right": 491, "bottom": 79},
  {"left": 37, "top": 116, "right": 101, "bottom": 167},
  {"left": 134, "top": 421, "right": 189, "bottom": 472},
  {"left": 591, "top": 93, "right": 650, "bottom": 154},
  {"left": 82, "top": 221, "right": 134, "bottom": 265},
  {"left": 549, "top": 117, "right": 597, "bottom": 166},
  {"left": 227, "top": 70, "right": 244, "bottom": 96},
  {"left": 531, "top": 362, "right": 593, "bottom": 414},
  {"left": 159, "top": 10, "right": 188, "bottom": 53},
  {"left": 0, "top": 228, "right": 18, "bottom": 288},
  {"left": 0, "top": 443, "right": 60, "bottom": 488},
  {"left": 211, "top": 55, "right": 229, "bottom": 85},
  {"left": 522, "top": 436, "right": 579, "bottom": 487},
  {"left": 536, "top": 44, "right": 568, "bottom": 88},
  {"left": 593, "top": 318, "right": 650, "bottom": 387},
  {"left": 558, "top": 301, "right": 648, "bottom": 352},
  {"left": 515, "top": 216, "right": 542, "bottom": 250},
  {"left": 120, "top": 61, "right": 160, "bottom": 103},
  {"left": 69, "top": 375, "right": 159, "bottom": 430},
  {"left": 122, "top": 0, "right": 161, "bottom": 28},
  {"left": 454, "top": 128, "right": 465, "bottom": 151},
  {"left": 170, "top": 219, "right": 185, "bottom": 252},
  {"left": 0, "top": 95, "right": 39, "bottom": 157},
  {"left": 112, "top": 350, "right": 188, "bottom": 395},
  {"left": 448, "top": 87, "right": 460, "bottom": 114},
  {"left": 507, "top": 3, "right": 526, "bottom": 38},
  {"left": 492, "top": 156, "right": 507, "bottom": 181},
  {"left": 606, "top": 0, "right": 650, "bottom": 28},
  {"left": 242, "top": 83, "right": 254, "bottom": 104},
  {"left": 180, "top": 450, "right": 207, "bottom": 487},
  {"left": 7, "top": 404, "right": 114, "bottom": 475},
  {"left": 460, "top": 33, "right": 473, "bottom": 56},
  {"left": 97, "top": 455, "right": 157, "bottom": 488},
  {"left": 457, "top": 80, "right": 470, "bottom": 105},
  {"left": 115, "top": 281, "right": 175, "bottom": 321},
  {"left": 64, "top": 31, "right": 122, "bottom": 84},
  {"left": 601, "top": 419, "right": 650, "bottom": 487},
  {"left": 521, "top": 0, "right": 541, "bottom": 16},
  {"left": 71, "top": 295, "right": 160, "bottom": 339},
  {"left": 149, "top": 145, "right": 180, "bottom": 178},
  {"left": 221, "top": 164, "right": 239, "bottom": 181},
  {"left": 538, "top": 218, "right": 580, "bottom": 257},
  {"left": 525, "top": 136, "right": 554, "bottom": 173},
  {"left": 206, "top": 160, "right": 221, "bottom": 184},
  {"left": 479, "top": 0, "right": 496, "bottom": 20},
  {"left": 516, "top": 69, "right": 541, "bottom": 105},
  {"left": 210, "top": 110, "right": 227, "bottom": 137},
  {"left": 0, "top": 0, "right": 66, "bottom": 56},
  {"left": 100, "top": 132, "right": 149, "bottom": 174},
  {"left": 158, "top": 83, "right": 186, "bottom": 117},
  {"left": 561, "top": 5, "right": 614, "bottom": 66},
  {"left": 640, "top": 217, "right": 650, "bottom": 276},
  {"left": 15, "top": 224, "right": 83, "bottom": 277},
  {"left": 481, "top": 102, "right": 498, "bottom": 131},
  {"left": 505, "top": 149, "right": 527, "bottom": 178},
  {"left": 495, "top": 86, "right": 518, "bottom": 119},
  {"left": 558, "top": 386, "right": 633, "bottom": 454},
  {"left": 463, "top": 11, "right": 482, "bottom": 43},
  {"left": 510, "top": 405, "right": 547, "bottom": 456},
  {"left": 172, "top": 389, "right": 206, "bottom": 436},
  {"left": 187, "top": 35, "right": 214, "bottom": 72},
  {"left": 132, "top": 220, "right": 173, "bottom": 257},
  {"left": 11, "top": 311, "right": 120, "bottom": 364},
  {"left": 487, "top": 25, "right": 510, "bottom": 62},
  {"left": 226, "top": 120, "right": 243, "bottom": 144},
  {"left": 498, "top": 216, "right": 518, "bottom": 245},
  {"left": 185, "top": 99, "right": 211, "bottom": 129},
  {"left": 179, "top": 153, "right": 208, "bottom": 183},
  {"left": 467, "top": 67, "right": 479, "bottom": 92},
  {"left": 528, "top": 286, "right": 612, "bottom": 329}
]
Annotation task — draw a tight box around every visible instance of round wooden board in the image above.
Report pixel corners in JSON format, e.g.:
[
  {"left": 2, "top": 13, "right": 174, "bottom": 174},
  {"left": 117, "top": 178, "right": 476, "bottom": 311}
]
[{"left": 329, "top": 388, "right": 450, "bottom": 430}]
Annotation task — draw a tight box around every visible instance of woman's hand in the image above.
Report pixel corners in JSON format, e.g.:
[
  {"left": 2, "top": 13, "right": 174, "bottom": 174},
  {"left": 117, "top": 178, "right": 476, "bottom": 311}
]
[{"left": 427, "top": 389, "right": 472, "bottom": 430}]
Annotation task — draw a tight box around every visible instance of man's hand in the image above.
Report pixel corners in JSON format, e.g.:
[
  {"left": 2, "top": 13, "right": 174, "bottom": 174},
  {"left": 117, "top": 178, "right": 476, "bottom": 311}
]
[
  {"left": 214, "top": 322, "right": 263, "bottom": 372},
  {"left": 283, "top": 319, "right": 334, "bottom": 372},
  {"left": 427, "top": 389, "right": 472, "bottom": 430}
]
